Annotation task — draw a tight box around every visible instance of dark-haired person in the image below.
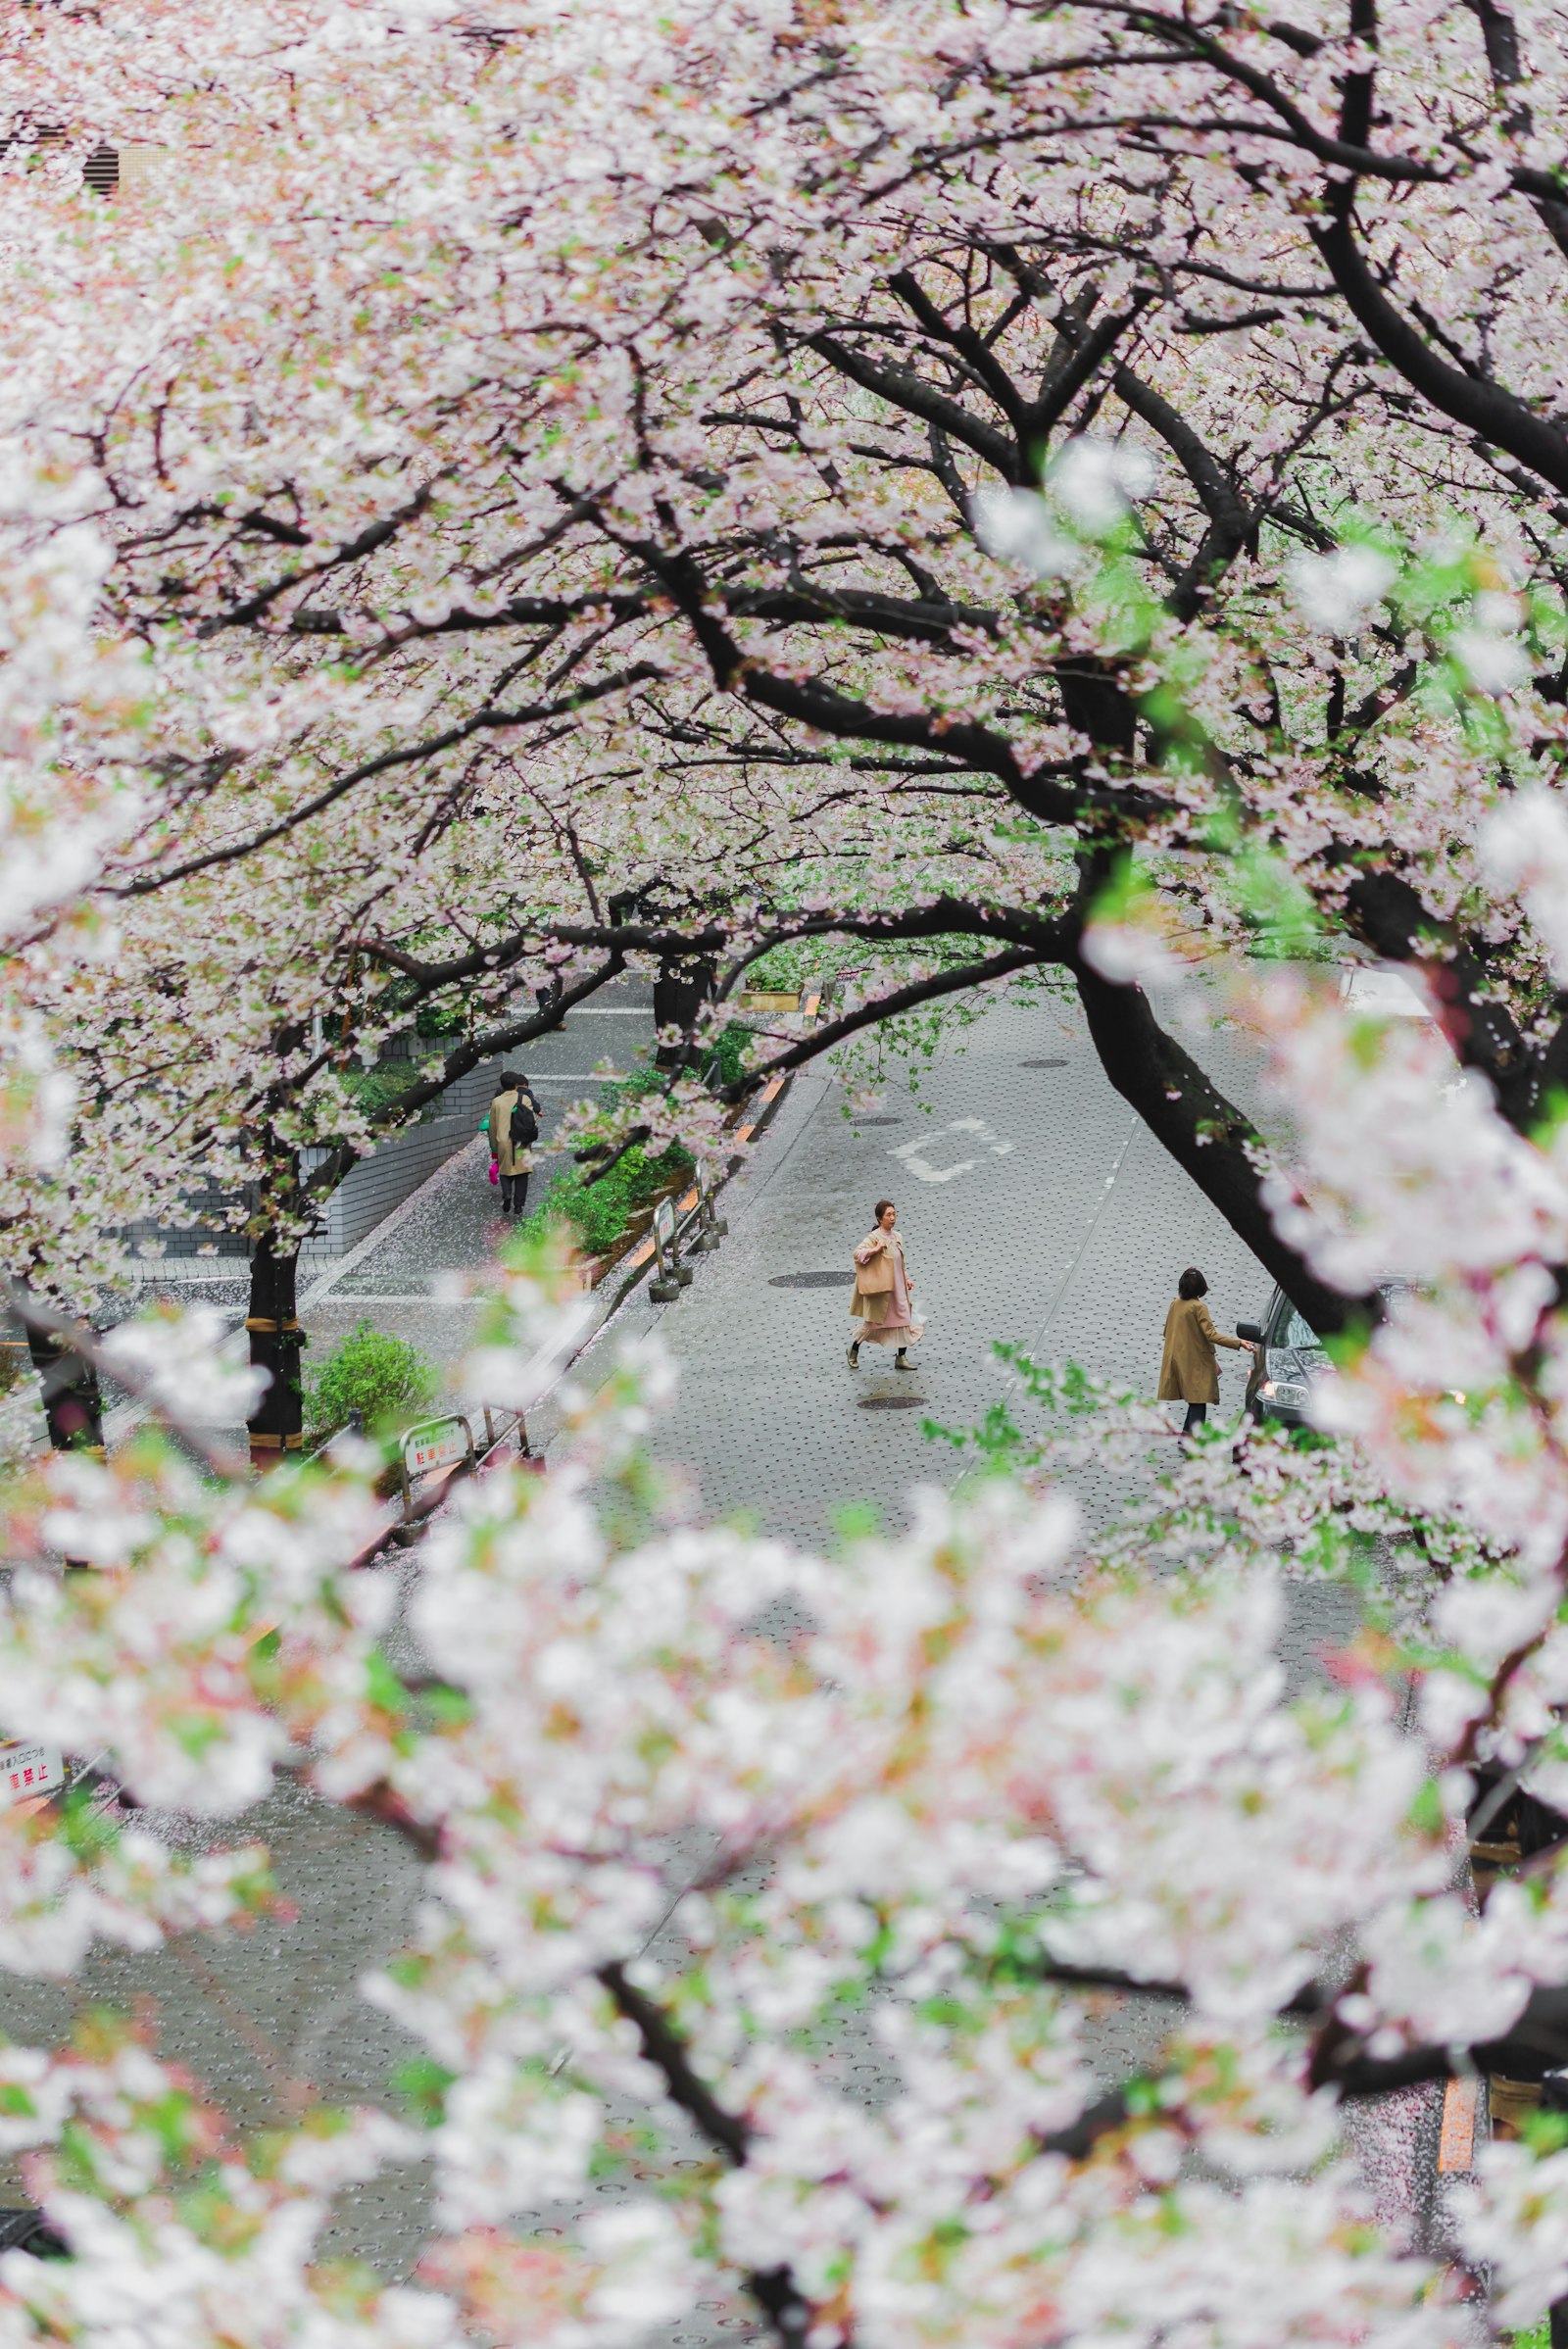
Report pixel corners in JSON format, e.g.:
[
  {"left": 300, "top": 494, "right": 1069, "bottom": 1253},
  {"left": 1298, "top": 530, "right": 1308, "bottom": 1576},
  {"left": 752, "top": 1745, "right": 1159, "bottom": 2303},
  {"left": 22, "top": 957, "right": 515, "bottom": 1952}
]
[
  {"left": 485, "top": 1070, "right": 540, "bottom": 1213},
  {"left": 1157, "top": 1266, "right": 1254, "bottom": 1437},
  {"left": 848, "top": 1199, "right": 922, "bottom": 1371}
]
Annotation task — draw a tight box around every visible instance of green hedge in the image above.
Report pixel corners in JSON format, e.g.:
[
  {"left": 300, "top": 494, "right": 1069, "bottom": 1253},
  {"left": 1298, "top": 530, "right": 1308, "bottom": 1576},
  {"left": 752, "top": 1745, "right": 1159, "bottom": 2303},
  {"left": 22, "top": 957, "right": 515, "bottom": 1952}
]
[
  {"left": 520, "top": 1135, "right": 695, "bottom": 1259},
  {"left": 514, "top": 1034, "right": 765, "bottom": 1261},
  {"left": 707, "top": 1021, "right": 755, "bottom": 1091},
  {"left": 341, "top": 1064, "right": 431, "bottom": 1120},
  {"left": 514, "top": 1068, "right": 693, "bottom": 1258}
]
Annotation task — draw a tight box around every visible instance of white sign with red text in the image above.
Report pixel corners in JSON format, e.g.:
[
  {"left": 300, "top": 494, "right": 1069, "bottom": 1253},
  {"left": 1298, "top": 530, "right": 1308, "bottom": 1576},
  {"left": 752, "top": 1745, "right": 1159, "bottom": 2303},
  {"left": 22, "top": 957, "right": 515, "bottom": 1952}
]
[{"left": 1, "top": 1743, "right": 64, "bottom": 1805}]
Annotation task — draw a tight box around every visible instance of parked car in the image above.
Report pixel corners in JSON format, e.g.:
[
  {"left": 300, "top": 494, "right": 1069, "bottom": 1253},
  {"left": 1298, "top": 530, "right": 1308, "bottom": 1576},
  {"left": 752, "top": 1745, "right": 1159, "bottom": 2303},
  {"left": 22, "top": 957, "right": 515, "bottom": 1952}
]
[
  {"left": 1339, "top": 964, "right": 1432, "bottom": 1020},
  {"left": 1239, "top": 1280, "right": 1412, "bottom": 1429},
  {"left": 1238, "top": 1290, "right": 1330, "bottom": 1429}
]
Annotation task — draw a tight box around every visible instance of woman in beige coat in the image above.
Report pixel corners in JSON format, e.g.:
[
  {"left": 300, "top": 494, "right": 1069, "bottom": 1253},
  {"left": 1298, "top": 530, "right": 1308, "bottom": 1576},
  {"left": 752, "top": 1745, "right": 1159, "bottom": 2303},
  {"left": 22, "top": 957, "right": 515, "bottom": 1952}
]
[
  {"left": 1158, "top": 1266, "right": 1254, "bottom": 1437},
  {"left": 848, "top": 1199, "right": 923, "bottom": 1371},
  {"left": 485, "top": 1070, "right": 540, "bottom": 1214}
]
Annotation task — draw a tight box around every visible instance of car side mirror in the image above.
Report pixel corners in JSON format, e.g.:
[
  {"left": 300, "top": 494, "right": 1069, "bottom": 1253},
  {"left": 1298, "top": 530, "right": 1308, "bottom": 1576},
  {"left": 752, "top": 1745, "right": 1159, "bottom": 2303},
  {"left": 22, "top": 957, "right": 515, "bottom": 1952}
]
[{"left": 1236, "top": 1321, "right": 1262, "bottom": 1344}]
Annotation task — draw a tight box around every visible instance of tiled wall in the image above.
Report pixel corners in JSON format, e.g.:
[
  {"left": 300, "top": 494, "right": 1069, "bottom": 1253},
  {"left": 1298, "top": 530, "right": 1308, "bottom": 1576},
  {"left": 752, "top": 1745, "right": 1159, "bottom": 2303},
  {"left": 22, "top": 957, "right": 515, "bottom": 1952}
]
[{"left": 120, "top": 1058, "right": 495, "bottom": 1265}]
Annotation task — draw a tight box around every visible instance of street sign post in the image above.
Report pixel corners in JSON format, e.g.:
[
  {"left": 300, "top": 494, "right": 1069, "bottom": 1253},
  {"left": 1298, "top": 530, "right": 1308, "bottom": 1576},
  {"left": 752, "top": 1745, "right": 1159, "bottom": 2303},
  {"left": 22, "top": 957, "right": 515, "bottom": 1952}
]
[
  {"left": 1, "top": 1741, "right": 65, "bottom": 1809},
  {"left": 400, "top": 1414, "right": 476, "bottom": 1520}
]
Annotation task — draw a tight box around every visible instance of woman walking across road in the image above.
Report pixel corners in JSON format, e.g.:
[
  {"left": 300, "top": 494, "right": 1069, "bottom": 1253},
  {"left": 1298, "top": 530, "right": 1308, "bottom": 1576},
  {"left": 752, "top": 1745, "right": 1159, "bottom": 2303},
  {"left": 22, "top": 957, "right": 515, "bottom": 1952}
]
[
  {"left": 1158, "top": 1266, "right": 1254, "bottom": 1437},
  {"left": 848, "top": 1199, "right": 923, "bottom": 1371}
]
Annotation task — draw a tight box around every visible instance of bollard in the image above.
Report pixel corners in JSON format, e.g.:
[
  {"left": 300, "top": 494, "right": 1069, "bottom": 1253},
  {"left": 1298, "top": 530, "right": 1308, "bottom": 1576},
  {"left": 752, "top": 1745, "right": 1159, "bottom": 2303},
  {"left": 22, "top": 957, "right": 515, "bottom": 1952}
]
[
  {"left": 664, "top": 1192, "right": 695, "bottom": 1285},
  {"left": 650, "top": 1197, "right": 681, "bottom": 1303},
  {"left": 692, "top": 1163, "right": 726, "bottom": 1250}
]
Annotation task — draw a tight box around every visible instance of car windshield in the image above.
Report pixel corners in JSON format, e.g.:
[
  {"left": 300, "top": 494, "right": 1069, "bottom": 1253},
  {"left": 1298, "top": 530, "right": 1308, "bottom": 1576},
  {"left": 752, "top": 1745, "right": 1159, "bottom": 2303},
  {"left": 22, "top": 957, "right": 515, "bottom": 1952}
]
[{"left": 1278, "top": 1278, "right": 1413, "bottom": 1359}]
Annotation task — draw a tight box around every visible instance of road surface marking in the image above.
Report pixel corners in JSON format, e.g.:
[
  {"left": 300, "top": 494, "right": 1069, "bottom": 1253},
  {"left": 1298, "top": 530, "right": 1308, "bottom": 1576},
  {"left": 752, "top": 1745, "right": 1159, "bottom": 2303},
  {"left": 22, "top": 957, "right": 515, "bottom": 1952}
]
[{"left": 888, "top": 1116, "right": 1013, "bottom": 1184}]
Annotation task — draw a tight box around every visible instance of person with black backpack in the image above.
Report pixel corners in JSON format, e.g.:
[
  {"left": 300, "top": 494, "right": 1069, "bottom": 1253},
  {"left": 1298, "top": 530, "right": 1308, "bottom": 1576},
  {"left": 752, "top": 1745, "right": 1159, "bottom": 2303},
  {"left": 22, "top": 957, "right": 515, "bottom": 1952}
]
[{"left": 485, "top": 1070, "right": 540, "bottom": 1213}]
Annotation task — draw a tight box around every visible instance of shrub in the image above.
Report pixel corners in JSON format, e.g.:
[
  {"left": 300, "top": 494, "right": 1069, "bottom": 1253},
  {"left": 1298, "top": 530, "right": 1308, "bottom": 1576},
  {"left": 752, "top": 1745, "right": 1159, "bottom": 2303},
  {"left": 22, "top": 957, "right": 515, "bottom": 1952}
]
[
  {"left": 706, "top": 1020, "right": 755, "bottom": 1092},
  {"left": 520, "top": 1133, "right": 694, "bottom": 1260},
  {"left": 343, "top": 1064, "right": 431, "bottom": 1120},
  {"left": 303, "top": 1321, "right": 437, "bottom": 1444}
]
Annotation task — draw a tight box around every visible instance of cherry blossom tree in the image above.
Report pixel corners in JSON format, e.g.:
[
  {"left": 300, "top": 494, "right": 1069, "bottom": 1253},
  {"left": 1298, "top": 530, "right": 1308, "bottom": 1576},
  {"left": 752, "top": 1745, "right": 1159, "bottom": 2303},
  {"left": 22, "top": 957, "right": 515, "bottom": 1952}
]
[
  {"left": 13, "top": 0, "right": 1568, "bottom": 1350},
  {"left": 6, "top": 4, "right": 1568, "bottom": 2337},
  {"left": 7, "top": 967, "right": 1568, "bottom": 2348}
]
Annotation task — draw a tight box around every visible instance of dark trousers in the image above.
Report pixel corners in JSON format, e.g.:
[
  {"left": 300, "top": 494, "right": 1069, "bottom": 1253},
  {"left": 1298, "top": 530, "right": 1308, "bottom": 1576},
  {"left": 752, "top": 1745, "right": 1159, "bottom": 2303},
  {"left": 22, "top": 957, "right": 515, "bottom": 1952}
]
[
  {"left": 1182, "top": 1401, "right": 1208, "bottom": 1434},
  {"left": 501, "top": 1171, "right": 529, "bottom": 1213}
]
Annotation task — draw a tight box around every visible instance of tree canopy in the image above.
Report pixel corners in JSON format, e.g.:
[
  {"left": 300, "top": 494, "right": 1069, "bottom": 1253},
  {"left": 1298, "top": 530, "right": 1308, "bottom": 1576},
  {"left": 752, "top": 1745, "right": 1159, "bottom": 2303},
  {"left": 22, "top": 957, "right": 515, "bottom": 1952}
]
[{"left": 4, "top": 1, "right": 1568, "bottom": 2340}]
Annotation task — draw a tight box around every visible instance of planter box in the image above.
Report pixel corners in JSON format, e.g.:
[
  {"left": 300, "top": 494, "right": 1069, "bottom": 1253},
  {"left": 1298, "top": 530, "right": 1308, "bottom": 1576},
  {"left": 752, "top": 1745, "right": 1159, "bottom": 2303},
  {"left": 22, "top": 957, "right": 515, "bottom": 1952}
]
[{"left": 737, "top": 989, "right": 801, "bottom": 1012}]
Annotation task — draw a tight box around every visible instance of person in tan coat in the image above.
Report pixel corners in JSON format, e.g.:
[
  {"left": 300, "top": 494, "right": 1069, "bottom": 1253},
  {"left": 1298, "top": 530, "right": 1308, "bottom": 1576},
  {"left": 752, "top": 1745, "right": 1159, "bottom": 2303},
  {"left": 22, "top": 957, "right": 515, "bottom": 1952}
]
[
  {"left": 848, "top": 1199, "right": 923, "bottom": 1371},
  {"left": 485, "top": 1071, "right": 540, "bottom": 1214},
  {"left": 1158, "top": 1267, "right": 1254, "bottom": 1437}
]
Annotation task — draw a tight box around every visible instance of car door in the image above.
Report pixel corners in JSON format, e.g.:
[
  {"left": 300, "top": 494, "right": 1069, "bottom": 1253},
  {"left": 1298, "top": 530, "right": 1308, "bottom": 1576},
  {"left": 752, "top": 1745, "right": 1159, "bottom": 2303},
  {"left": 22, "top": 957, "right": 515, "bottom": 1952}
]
[{"left": 1240, "top": 1287, "right": 1282, "bottom": 1418}]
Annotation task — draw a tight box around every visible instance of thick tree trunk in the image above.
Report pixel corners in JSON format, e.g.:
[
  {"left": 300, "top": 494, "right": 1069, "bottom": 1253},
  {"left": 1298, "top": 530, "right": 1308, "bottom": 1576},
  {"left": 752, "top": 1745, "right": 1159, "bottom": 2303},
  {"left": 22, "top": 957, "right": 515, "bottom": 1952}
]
[
  {"left": 654, "top": 955, "right": 715, "bottom": 1071},
  {"left": 24, "top": 1324, "right": 106, "bottom": 1456},
  {"left": 246, "top": 1229, "right": 304, "bottom": 1471},
  {"left": 1074, "top": 961, "right": 1362, "bottom": 1337}
]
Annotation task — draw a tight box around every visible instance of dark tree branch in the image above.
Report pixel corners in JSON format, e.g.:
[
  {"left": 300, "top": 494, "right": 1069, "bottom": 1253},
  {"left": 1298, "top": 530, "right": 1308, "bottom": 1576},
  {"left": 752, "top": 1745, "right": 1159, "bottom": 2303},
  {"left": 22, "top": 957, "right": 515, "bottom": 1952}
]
[
  {"left": 1112, "top": 365, "right": 1254, "bottom": 615},
  {"left": 1029, "top": 295, "right": 1153, "bottom": 441},
  {"left": 1312, "top": 1979, "right": 1568, "bottom": 2098},
  {"left": 807, "top": 329, "right": 1022, "bottom": 480},
  {"left": 1310, "top": 211, "right": 1568, "bottom": 497},
  {"left": 720, "top": 946, "right": 1054, "bottom": 1100},
  {"left": 116, "top": 665, "right": 664, "bottom": 899},
  {"left": 597, "top": 1963, "right": 814, "bottom": 2349},
  {"left": 888, "top": 267, "right": 1032, "bottom": 436},
  {"left": 199, "top": 477, "right": 446, "bottom": 636},
  {"left": 598, "top": 1961, "right": 751, "bottom": 2161}
]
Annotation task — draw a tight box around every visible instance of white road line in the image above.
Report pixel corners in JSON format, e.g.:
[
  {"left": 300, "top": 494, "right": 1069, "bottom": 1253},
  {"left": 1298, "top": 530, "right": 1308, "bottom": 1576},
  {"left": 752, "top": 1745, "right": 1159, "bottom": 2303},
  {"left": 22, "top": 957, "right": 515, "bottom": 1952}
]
[
  {"left": 319, "top": 1295, "right": 482, "bottom": 1306},
  {"left": 1028, "top": 1115, "right": 1139, "bottom": 1352}
]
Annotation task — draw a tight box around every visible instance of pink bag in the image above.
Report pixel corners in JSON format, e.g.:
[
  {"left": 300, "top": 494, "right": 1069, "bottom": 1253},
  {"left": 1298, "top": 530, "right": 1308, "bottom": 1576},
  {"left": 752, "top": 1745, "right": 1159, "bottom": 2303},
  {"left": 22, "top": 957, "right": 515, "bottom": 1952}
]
[{"left": 488, "top": 1158, "right": 499, "bottom": 1185}]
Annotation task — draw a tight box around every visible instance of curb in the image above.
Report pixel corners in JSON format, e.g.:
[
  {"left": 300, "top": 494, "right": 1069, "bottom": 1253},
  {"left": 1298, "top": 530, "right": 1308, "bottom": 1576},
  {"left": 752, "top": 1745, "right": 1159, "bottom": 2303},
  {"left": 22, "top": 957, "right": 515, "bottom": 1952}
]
[
  {"left": 344, "top": 990, "right": 827, "bottom": 1564},
  {"left": 594, "top": 988, "right": 821, "bottom": 1317}
]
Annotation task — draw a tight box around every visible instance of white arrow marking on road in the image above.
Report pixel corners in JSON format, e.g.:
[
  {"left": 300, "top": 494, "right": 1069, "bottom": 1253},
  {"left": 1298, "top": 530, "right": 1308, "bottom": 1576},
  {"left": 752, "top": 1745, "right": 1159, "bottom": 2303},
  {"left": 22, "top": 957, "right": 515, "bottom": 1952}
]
[
  {"left": 890, "top": 1146, "right": 976, "bottom": 1184},
  {"left": 945, "top": 1117, "right": 1014, "bottom": 1153},
  {"left": 888, "top": 1118, "right": 1014, "bottom": 1183}
]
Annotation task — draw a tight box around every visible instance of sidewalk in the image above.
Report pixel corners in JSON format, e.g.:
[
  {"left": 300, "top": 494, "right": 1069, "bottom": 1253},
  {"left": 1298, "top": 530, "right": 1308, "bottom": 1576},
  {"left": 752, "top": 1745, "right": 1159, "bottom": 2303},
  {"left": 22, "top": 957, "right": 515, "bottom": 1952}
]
[{"left": 299, "top": 977, "right": 657, "bottom": 1395}]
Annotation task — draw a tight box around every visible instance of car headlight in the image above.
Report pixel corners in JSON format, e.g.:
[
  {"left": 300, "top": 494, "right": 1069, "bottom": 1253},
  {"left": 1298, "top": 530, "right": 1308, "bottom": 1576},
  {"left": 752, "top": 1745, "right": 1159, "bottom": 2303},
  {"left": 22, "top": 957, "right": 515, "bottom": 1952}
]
[{"left": 1260, "top": 1379, "right": 1310, "bottom": 1409}]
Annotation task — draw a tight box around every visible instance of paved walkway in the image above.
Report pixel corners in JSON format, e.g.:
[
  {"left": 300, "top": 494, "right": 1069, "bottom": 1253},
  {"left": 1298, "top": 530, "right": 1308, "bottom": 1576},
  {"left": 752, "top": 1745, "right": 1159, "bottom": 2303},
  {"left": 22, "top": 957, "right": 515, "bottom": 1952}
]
[
  {"left": 295, "top": 972, "right": 657, "bottom": 1391},
  {"left": 564, "top": 985, "right": 1270, "bottom": 1541}
]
